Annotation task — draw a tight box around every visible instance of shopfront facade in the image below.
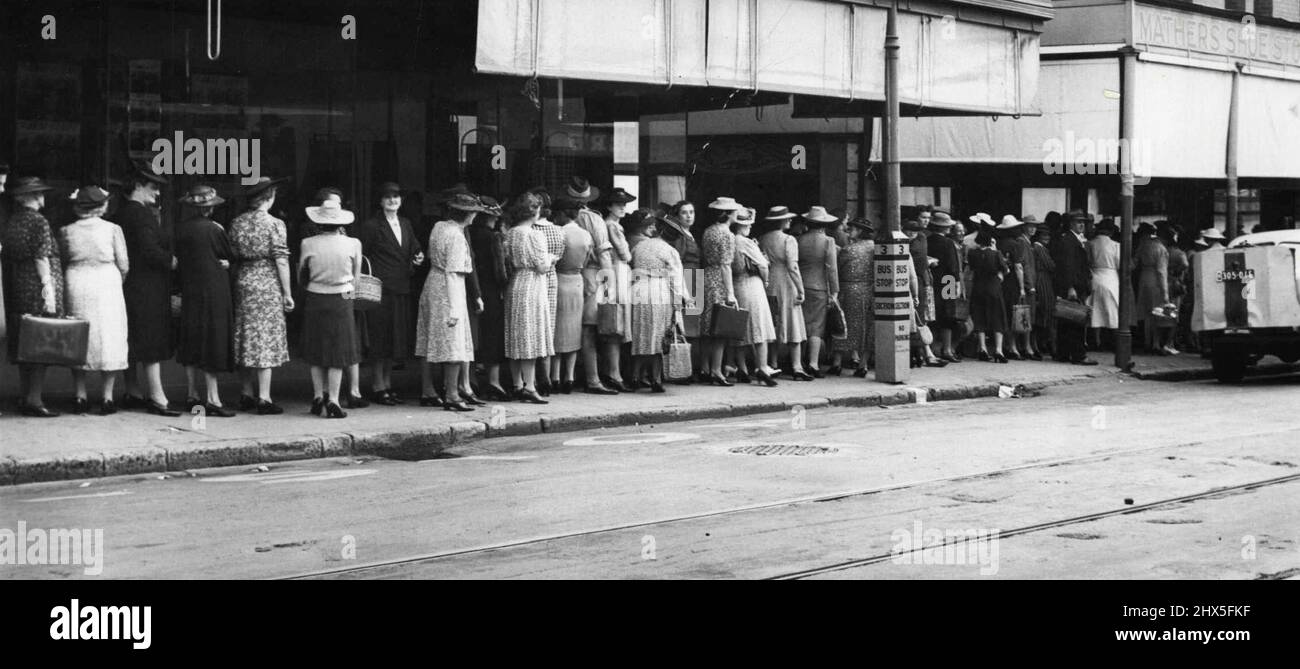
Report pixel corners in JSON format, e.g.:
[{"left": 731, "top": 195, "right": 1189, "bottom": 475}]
[{"left": 889, "top": 0, "right": 1300, "bottom": 235}]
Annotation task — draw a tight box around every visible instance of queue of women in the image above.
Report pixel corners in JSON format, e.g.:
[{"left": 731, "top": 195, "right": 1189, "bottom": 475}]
[{"left": 1, "top": 165, "right": 1217, "bottom": 419}]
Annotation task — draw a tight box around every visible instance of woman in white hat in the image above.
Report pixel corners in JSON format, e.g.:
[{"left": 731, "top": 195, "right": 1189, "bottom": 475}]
[
  {"left": 797, "top": 206, "right": 840, "bottom": 376},
  {"left": 758, "top": 206, "right": 810, "bottom": 380},
  {"left": 700, "top": 197, "right": 742, "bottom": 385},
  {"left": 298, "top": 198, "right": 363, "bottom": 418},
  {"left": 729, "top": 208, "right": 779, "bottom": 386}
]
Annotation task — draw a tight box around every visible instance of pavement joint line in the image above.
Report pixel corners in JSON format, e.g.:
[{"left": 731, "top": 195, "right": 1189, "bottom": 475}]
[
  {"left": 275, "top": 426, "right": 1296, "bottom": 580},
  {"left": 0, "top": 369, "right": 1261, "bottom": 486},
  {"left": 770, "top": 471, "right": 1300, "bottom": 580}
]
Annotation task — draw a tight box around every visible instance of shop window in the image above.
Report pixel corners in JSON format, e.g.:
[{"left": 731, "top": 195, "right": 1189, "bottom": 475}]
[{"left": 1022, "top": 188, "right": 1068, "bottom": 219}]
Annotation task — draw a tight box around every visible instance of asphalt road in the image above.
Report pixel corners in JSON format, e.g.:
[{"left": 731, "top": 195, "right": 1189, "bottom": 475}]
[{"left": 3, "top": 373, "right": 1299, "bottom": 580}]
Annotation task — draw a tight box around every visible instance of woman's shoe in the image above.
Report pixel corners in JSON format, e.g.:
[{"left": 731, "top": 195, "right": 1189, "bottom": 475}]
[
  {"left": 755, "top": 370, "right": 779, "bottom": 387},
  {"left": 419, "top": 395, "right": 443, "bottom": 408},
  {"left": 1005, "top": 350, "right": 1022, "bottom": 361},
  {"left": 650, "top": 382, "right": 666, "bottom": 394},
  {"left": 584, "top": 384, "right": 618, "bottom": 395},
  {"left": 443, "top": 400, "right": 474, "bottom": 412},
  {"left": 325, "top": 401, "right": 348, "bottom": 419},
  {"left": 374, "top": 391, "right": 398, "bottom": 406},
  {"left": 826, "top": 365, "right": 842, "bottom": 377},
  {"left": 256, "top": 400, "right": 284, "bottom": 415},
  {"left": 238, "top": 394, "right": 258, "bottom": 411},
  {"left": 345, "top": 394, "right": 370, "bottom": 409},
  {"left": 977, "top": 350, "right": 992, "bottom": 362},
  {"left": 791, "top": 370, "right": 814, "bottom": 382},
  {"left": 709, "top": 374, "right": 734, "bottom": 387},
  {"left": 462, "top": 394, "right": 487, "bottom": 406},
  {"left": 809, "top": 368, "right": 825, "bottom": 379},
  {"left": 537, "top": 380, "right": 552, "bottom": 397},
  {"left": 99, "top": 400, "right": 117, "bottom": 416},
  {"left": 20, "top": 404, "right": 60, "bottom": 418},
  {"left": 310, "top": 397, "right": 324, "bottom": 416},
  {"left": 853, "top": 367, "right": 869, "bottom": 378},
  {"left": 994, "top": 354, "right": 1009, "bottom": 364},
  {"left": 204, "top": 403, "right": 235, "bottom": 418},
  {"left": 559, "top": 380, "right": 573, "bottom": 395},
  {"left": 147, "top": 400, "right": 181, "bottom": 417},
  {"left": 734, "top": 370, "right": 751, "bottom": 384},
  {"left": 185, "top": 396, "right": 203, "bottom": 411},
  {"left": 924, "top": 358, "right": 949, "bottom": 368},
  {"left": 1027, "top": 351, "right": 1044, "bottom": 361},
  {"left": 120, "top": 394, "right": 146, "bottom": 410},
  {"left": 385, "top": 391, "right": 405, "bottom": 405},
  {"left": 519, "top": 389, "right": 549, "bottom": 404},
  {"left": 484, "top": 384, "right": 513, "bottom": 402},
  {"left": 606, "top": 379, "right": 630, "bottom": 393},
  {"left": 73, "top": 397, "right": 90, "bottom": 414}
]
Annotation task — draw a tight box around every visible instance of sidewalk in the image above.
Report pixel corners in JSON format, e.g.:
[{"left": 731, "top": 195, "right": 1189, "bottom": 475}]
[{"left": 0, "top": 352, "right": 1293, "bottom": 485}]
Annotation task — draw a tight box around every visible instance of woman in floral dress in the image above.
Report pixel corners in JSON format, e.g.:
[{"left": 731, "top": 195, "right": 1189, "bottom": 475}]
[
  {"left": 730, "top": 208, "right": 779, "bottom": 386},
  {"left": 1, "top": 177, "right": 63, "bottom": 416},
  {"left": 757, "top": 206, "right": 809, "bottom": 380},
  {"left": 414, "top": 193, "right": 480, "bottom": 412},
  {"left": 700, "top": 197, "right": 741, "bottom": 385},
  {"left": 502, "top": 192, "right": 557, "bottom": 404},
  {"left": 628, "top": 211, "right": 685, "bottom": 392},
  {"left": 830, "top": 218, "right": 876, "bottom": 376},
  {"left": 230, "top": 178, "right": 292, "bottom": 414}
]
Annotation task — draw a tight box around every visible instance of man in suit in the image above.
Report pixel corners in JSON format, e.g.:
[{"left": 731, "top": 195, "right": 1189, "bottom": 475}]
[
  {"left": 357, "top": 182, "right": 424, "bottom": 403},
  {"left": 1052, "top": 210, "right": 1098, "bottom": 365}
]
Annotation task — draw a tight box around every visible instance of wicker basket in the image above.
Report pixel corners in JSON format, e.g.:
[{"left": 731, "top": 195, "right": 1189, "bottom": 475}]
[{"left": 354, "top": 256, "right": 383, "bottom": 311}]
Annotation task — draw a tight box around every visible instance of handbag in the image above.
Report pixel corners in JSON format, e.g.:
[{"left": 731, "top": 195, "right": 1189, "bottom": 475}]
[
  {"left": 354, "top": 256, "right": 384, "bottom": 312},
  {"left": 826, "top": 299, "right": 848, "bottom": 338},
  {"left": 663, "top": 322, "right": 693, "bottom": 381},
  {"left": 924, "top": 284, "right": 936, "bottom": 323},
  {"left": 1011, "top": 298, "right": 1032, "bottom": 333},
  {"left": 708, "top": 303, "right": 749, "bottom": 340},
  {"left": 17, "top": 314, "right": 90, "bottom": 366},
  {"left": 597, "top": 302, "right": 624, "bottom": 336},
  {"left": 1054, "top": 297, "right": 1090, "bottom": 324}
]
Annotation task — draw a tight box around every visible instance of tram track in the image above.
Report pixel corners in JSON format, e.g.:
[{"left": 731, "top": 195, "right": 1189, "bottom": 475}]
[{"left": 279, "top": 424, "right": 1300, "bottom": 579}]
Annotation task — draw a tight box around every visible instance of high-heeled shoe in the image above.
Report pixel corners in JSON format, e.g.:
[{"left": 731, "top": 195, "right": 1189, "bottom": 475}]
[
  {"left": 310, "top": 396, "right": 325, "bottom": 416},
  {"left": 120, "top": 394, "right": 146, "bottom": 410},
  {"left": 1005, "top": 350, "right": 1022, "bottom": 361},
  {"left": 204, "top": 403, "right": 235, "bottom": 418},
  {"left": 20, "top": 404, "right": 60, "bottom": 418},
  {"left": 73, "top": 397, "right": 90, "bottom": 414},
  {"left": 853, "top": 367, "right": 869, "bottom": 378},
  {"left": 443, "top": 399, "right": 474, "bottom": 412},
  {"left": 99, "top": 400, "right": 117, "bottom": 416},
  {"left": 826, "top": 365, "right": 842, "bottom": 376},
  {"left": 519, "top": 388, "right": 548, "bottom": 404},
  {"left": 185, "top": 396, "right": 203, "bottom": 411},
  {"left": 791, "top": 370, "right": 814, "bottom": 382},
  {"left": 419, "top": 395, "right": 443, "bottom": 407},
  {"left": 537, "top": 380, "right": 552, "bottom": 397},
  {"left": 755, "top": 370, "right": 779, "bottom": 387},
  {"left": 484, "top": 384, "right": 513, "bottom": 402},
  {"left": 650, "top": 381, "right": 666, "bottom": 393},
  {"left": 559, "top": 380, "right": 573, "bottom": 395},
  {"left": 147, "top": 400, "right": 181, "bottom": 417},
  {"left": 325, "top": 401, "right": 347, "bottom": 418},
  {"left": 735, "top": 370, "right": 751, "bottom": 384},
  {"left": 461, "top": 394, "right": 486, "bottom": 406},
  {"left": 923, "top": 358, "right": 949, "bottom": 368},
  {"left": 994, "top": 353, "right": 1009, "bottom": 364},
  {"left": 373, "top": 391, "right": 399, "bottom": 406},
  {"left": 709, "top": 374, "right": 734, "bottom": 387},
  {"left": 256, "top": 399, "right": 284, "bottom": 415},
  {"left": 977, "top": 350, "right": 992, "bottom": 362},
  {"left": 809, "top": 368, "right": 825, "bottom": 379},
  {"left": 238, "top": 394, "right": 258, "bottom": 411},
  {"left": 606, "top": 379, "right": 629, "bottom": 393},
  {"left": 345, "top": 394, "right": 370, "bottom": 409},
  {"left": 584, "top": 384, "right": 618, "bottom": 395}
]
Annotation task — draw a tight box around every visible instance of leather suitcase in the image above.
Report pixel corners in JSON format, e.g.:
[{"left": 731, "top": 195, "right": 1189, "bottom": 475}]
[{"left": 17, "top": 314, "right": 90, "bottom": 366}]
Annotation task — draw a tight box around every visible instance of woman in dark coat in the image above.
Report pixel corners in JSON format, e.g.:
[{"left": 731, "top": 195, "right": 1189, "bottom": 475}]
[
  {"left": 926, "top": 213, "right": 964, "bottom": 362},
  {"left": 469, "top": 196, "right": 509, "bottom": 399},
  {"left": 968, "top": 228, "right": 1009, "bottom": 363},
  {"left": 114, "top": 166, "right": 180, "bottom": 416},
  {"left": 356, "top": 182, "right": 422, "bottom": 404},
  {"left": 1, "top": 177, "right": 63, "bottom": 416},
  {"left": 1031, "top": 226, "right": 1057, "bottom": 359},
  {"left": 174, "top": 185, "right": 236, "bottom": 416}
]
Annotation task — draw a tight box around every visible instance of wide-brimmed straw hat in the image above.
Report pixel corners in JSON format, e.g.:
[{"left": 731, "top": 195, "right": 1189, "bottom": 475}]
[
  {"left": 801, "top": 206, "right": 838, "bottom": 224},
  {"left": 968, "top": 212, "right": 995, "bottom": 228},
  {"left": 446, "top": 193, "right": 484, "bottom": 213},
  {"left": 764, "top": 206, "right": 797, "bottom": 221},
  {"left": 305, "top": 199, "right": 355, "bottom": 225},
  {"left": 478, "top": 195, "right": 504, "bottom": 216},
  {"left": 564, "top": 176, "right": 601, "bottom": 203},
  {"left": 8, "top": 176, "right": 54, "bottom": 196},
  {"left": 179, "top": 184, "right": 225, "bottom": 207},
  {"left": 1201, "top": 227, "right": 1226, "bottom": 241},
  {"left": 997, "top": 214, "right": 1025, "bottom": 230},
  {"left": 708, "top": 196, "right": 744, "bottom": 212}
]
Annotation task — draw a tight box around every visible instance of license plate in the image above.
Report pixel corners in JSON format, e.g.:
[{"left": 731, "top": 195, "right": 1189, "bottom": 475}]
[{"left": 1216, "top": 269, "right": 1255, "bottom": 282}]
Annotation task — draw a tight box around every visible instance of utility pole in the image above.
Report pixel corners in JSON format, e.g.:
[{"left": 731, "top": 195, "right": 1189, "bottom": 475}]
[
  {"left": 1116, "top": 47, "right": 1137, "bottom": 372},
  {"left": 873, "top": 0, "right": 910, "bottom": 384}
]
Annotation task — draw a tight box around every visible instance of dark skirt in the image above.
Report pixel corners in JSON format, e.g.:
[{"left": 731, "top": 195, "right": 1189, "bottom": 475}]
[
  {"left": 301, "top": 292, "right": 360, "bottom": 368},
  {"left": 473, "top": 289, "right": 506, "bottom": 364},
  {"left": 971, "top": 277, "right": 1008, "bottom": 334},
  {"left": 360, "top": 290, "right": 413, "bottom": 361}
]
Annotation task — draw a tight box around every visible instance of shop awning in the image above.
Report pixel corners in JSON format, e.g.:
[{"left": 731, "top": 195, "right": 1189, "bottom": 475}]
[
  {"left": 475, "top": 0, "right": 1045, "bottom": 116},
  {"left": 1239, "top": 73, "right": 1300, "bottom": 179},
  {"left": 1132, "top": 61, "right": 1232, "bottom": 180}
]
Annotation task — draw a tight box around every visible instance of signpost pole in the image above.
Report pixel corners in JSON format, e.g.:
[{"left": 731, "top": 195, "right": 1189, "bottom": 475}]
[{"left": 874, "top": 0, "right": 910, "bottom": 384}]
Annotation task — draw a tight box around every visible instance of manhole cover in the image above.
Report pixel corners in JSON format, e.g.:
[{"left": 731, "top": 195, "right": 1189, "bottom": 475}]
[{"left": 728, "top": 444, "right": 837, "bottom": 456}]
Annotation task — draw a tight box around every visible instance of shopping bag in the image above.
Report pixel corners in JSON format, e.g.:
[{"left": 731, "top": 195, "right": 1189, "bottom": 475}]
[
  {"left": 708, "top": 304, "right": 748, "bottom": 340},
  {"left": 826, "top": 299, "right": 848, "bottom": 339},
  {"left": 951, "top": 296, "right": 970, "bottom": 321},
  {"left": 1011, "top": 300, "right": 1032, "bottom": 333},
  {"left": 1053, "top": 297, "right": 1090, "bottom": 324},
  {"left": 597, "top": 302, "right": 624, "bottom": 336},
  {"left": 663, "top": 323, "right": 693, "bottom": 381},
  {"left": 17, "top": 314, "right": 90, "bottom": 366},
  {"left": 353, "top": 256, "right": 384, "bottom": 312}
]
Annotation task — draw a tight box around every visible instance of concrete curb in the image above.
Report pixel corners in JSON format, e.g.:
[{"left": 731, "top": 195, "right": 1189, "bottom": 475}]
[
  {"left": 0, "top": 371, "right": 1171, "bottom": 485},
  {"left": 1130, "top": 361, "right": 1299, "bottom": 382}
]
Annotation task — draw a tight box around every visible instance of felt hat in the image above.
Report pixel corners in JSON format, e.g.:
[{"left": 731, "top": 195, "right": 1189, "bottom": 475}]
[
  {"left": 8, "top": 176, "right": 54, "bottom": 196},
  {"left": 446, "top": 193, "right": 485, "bottom": 213},
  {"left": 71, "top": 185, "right": 111, "bottom": 211},
  {"left": 564, "top": 176, "right": 601, "bottom": 203},
  {"left": 708, "top": 196, "right": 744, "bottom": 212},
  {"left": 245, "top": 176, "right": 288, "bottom": 199},
  {"left": 928, "top": 212, "right": 955, "bottom": 230},
  {"left": 764, "top": 206, "right": 797, "bottom": 221},
  {"left": 179, "top": 184, "right": 225, "bottom": 207},
  {"left": 604, "top": 187, "right": 636, "bottom": 205}
]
